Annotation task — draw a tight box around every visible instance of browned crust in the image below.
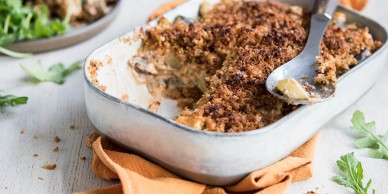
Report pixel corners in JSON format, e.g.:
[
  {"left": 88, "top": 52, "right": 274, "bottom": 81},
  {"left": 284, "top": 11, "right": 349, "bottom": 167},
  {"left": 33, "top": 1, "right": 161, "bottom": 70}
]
[
  {"left": 88, "top": 59, "right": 107, "bottom": 92},
  {"left": 149, "top": 0, "right": 369, "bottom": 20},
  {"left": 140, "top": 1, "right": 379, "bottom": 132}
]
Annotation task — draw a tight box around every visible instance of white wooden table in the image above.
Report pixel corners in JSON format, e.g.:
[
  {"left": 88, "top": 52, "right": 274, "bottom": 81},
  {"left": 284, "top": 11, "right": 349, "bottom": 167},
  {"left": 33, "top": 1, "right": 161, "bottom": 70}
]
[{"left": 0, "top": 1, "right": 387, "bottom": 193}]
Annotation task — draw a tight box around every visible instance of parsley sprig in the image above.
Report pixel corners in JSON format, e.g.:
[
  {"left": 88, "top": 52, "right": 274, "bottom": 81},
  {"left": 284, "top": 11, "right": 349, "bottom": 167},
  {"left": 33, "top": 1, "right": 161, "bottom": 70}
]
[
  {"left": 333, "top": 152, "right": 375, "bottom": 194},
  {"left": 351, "top": 110, "right": 388, "bottom": 159},
  {"left": 0, "top": 0, "right": 71, "bottom": 58},
  {"left": 21, "top": 60, "right": 82, "bottom": 84},
  {"left": 0, "top": 95, "right": 28, "bottom": 107}
]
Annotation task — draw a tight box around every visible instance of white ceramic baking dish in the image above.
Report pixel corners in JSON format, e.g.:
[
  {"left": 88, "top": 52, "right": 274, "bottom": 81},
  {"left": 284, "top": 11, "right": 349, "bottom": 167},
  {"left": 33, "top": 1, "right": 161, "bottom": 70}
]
[{"left": 83, "top": 0, "right": 388, "bottom": 186}]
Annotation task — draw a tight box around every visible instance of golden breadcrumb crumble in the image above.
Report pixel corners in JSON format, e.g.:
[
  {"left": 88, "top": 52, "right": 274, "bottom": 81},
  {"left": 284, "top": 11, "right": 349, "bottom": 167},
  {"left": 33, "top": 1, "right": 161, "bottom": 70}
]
[{"left": 130, "top": 0, "right": 381, "bottom": 132}]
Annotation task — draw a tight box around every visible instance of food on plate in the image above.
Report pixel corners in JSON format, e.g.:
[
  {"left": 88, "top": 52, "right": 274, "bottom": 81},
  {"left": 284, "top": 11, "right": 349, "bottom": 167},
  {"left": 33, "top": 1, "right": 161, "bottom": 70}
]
[
  {"left": 129, "top": 0, "right": 381, "bottom": 132},
  {"left": 38, "top": 0, "right": 117, "bottom": 24},
  {"left": 0, "top": 0, "right": 117, "bottom": 57}
]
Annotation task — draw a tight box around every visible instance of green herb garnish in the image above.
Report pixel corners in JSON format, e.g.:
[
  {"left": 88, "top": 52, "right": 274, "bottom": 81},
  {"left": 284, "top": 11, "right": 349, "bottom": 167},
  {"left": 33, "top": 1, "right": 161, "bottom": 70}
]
[
  {"left": 0, "top": 0, "right": 71, "bottom": 57},
  {"left": 333, "top": 152, "right": 375, "bottom": 194},
  {"left": 0, "top": 95, "right": 28, "bottom": 107},
  {"left": 21, "top": 60, "right": 82, "bottom": 84},
  {"left": 351, "top": 110, "right": 388, "bottom": 159}
]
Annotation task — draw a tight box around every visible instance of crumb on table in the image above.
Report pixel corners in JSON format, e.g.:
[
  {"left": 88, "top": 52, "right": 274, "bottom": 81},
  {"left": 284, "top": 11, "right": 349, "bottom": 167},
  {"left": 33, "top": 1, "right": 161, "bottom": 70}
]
[
  {"left": 54, "top": 136, "right": 61, "bottom": 143},
  {"left": 42, "top": 163, "right": 56, "bottom": 170}
]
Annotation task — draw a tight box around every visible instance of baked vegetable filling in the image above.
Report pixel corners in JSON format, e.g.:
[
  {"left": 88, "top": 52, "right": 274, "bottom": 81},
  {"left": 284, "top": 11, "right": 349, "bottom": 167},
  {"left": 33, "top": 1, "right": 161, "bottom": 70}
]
[{"left": 130, "top": 0, "right": 381, "bottom": 132}]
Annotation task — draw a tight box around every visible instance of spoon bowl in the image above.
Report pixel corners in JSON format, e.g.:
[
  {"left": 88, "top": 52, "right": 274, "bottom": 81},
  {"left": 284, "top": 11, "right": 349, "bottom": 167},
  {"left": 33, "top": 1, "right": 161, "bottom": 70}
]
[{"left": 266, "top": 0, "right": 339, "bottom": 105}]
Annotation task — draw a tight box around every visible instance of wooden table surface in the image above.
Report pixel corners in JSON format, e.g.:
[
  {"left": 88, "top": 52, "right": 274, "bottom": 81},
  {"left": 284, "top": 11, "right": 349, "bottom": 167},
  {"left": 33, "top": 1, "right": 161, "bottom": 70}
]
[{"left": 1, "top": 0, "right": 387, "bottom": 193}]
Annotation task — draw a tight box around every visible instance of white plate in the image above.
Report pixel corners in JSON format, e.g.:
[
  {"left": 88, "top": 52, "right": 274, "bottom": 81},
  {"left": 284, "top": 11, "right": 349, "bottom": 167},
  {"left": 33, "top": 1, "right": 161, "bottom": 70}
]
[{"left": 6, "top": 0, "right": 122, "bottom": 53}]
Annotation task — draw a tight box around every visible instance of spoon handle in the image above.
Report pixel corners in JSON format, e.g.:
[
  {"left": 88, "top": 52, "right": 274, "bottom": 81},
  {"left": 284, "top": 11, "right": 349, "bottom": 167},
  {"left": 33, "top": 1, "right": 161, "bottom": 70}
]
[
  {"left": 313, "top": 0, "right": 339, "bottom": 18},
  {"left": 303, "top": 0, "right": 339, "bottom": 57}
]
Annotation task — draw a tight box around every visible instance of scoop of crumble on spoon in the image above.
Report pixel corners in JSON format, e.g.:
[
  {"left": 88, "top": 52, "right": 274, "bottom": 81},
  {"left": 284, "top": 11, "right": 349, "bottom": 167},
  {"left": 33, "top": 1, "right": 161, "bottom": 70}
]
[{"left": 266, "top": 0, "right": 339, "bottom": 105}]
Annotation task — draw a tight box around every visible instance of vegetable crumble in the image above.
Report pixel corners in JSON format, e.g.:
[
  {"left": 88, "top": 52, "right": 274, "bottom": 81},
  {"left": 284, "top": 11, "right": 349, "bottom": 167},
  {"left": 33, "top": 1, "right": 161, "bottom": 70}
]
[{"left": 131, "top": 0, "right": 381, "bottom": 132}]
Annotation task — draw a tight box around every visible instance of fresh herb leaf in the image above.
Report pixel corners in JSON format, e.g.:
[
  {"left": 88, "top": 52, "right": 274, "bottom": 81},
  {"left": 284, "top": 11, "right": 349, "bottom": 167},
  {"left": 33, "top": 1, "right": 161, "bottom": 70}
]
[
  {"left": 50, "top": 5, "right": 71, "bottom": 35},
  {"left": 0, "top": 95, "right": 28, "bottom": 107},
  {"left": 0, "top": 47, "right": 32, "bottom": 58},
  {"left": 20, "top": 60, "right": 82, "bottom": 84},
  {"left": 351, "top": 110, "right": 388, "bottom": 159},
  {"left": 332, "top": 153, "right": 375, "bottom": 194},
  {"left": 0, "top": 33, "right": 15, "bottom": 47}
]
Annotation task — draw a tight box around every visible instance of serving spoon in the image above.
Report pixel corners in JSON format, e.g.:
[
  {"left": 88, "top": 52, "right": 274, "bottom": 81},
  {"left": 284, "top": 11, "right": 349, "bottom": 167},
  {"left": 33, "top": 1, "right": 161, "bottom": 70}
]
[{"left": 266, "top": 0, "right": 339, "bottom": 105}]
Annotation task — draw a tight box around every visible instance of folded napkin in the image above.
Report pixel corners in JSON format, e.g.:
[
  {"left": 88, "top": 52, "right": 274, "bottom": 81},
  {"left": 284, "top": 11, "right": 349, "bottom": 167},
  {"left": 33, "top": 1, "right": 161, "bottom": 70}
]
[
  {"left": 75, "top": 132, "right": 319, "bottom": 194},
  {"left": 340, "top": 0, "right": 368, "bottom": 11},
  {"left": 148, "top": 0, "right": 188, "bottom": 21}
]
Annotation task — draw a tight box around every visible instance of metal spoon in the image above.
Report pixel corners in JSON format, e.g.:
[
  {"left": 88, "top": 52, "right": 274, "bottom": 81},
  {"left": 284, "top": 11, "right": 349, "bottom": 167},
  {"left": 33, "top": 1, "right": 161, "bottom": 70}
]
[{"left": 266, "top": 0, "right": 339, "bottom": 105}]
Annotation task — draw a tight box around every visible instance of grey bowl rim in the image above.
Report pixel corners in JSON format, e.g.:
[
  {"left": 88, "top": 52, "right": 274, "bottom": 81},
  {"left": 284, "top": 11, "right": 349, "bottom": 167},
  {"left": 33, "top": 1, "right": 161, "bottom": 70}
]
[
  {"left": 8, "top": 0, "right": 123, "bottom": 49},
  {"left": 83, "top": 3, "right": 388, "bottom": 138}
]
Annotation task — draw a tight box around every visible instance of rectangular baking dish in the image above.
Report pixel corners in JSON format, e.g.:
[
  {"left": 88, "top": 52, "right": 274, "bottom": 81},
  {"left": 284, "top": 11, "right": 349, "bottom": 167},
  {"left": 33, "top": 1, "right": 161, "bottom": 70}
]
[{"left": 83, "top": 0, "right": 388, "bottom": 186}]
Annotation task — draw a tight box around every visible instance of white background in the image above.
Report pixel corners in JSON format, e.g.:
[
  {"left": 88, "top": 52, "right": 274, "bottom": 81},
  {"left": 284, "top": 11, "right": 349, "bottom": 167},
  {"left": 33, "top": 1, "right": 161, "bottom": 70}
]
[{"left": 0, "top": 0, "right": 387, "bottom": 193}]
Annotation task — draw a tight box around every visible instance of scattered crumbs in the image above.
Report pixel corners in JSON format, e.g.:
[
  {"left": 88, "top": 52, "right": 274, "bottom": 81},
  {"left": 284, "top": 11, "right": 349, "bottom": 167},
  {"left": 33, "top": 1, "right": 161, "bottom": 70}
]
[
  {"left": 148, "top": 100, "right": 161, "bottom": 112},
  {"left": 20, "top": 128, "right": 25, "bottom": 134},
  {"left": 38, "top": 177, "right": 44, "bottom": 180},
  {"left": 316, "top": 187, "right": 319, "bottom": 190},
  {"left": 306, "top": 191, "right": 316, "bottom": 194},
  {"left": 33, "top": 153, "right": 39, "bottom": 157},
  {"left": 33, "top": 133, "right": 40, "bottom": 139},
  {"left": 69, "top": 124, "right": 76, "bottom": 130},
  {"left": 53, "top": 147, "right": 59, "bottom": 152},
  {"left": 121, "top": 94, "right": 129, "bottom": 101},
  {"left": 54, "top": 136, "right": 61, "bottom": 143},
  {"left": 80, "top": 156, "right": 87, "bottom": 161},
  {"left": 42, "top": 163, "right": 57, "bottom": 170},
  {"left": 301, "top": 75, "right": 309, "bottom": 79}
]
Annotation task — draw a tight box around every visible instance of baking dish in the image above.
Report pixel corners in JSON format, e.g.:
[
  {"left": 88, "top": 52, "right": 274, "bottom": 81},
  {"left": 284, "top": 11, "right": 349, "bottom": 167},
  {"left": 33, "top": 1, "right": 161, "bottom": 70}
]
[{"left": 83, "top": 0, "right": 388, "bottom": 186}]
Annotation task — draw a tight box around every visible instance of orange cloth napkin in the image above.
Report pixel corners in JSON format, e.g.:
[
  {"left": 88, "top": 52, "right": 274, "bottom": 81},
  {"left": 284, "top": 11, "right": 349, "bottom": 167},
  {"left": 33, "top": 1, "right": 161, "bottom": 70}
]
[
  {"left": 148, "top": 0, "right": 188, "bottom": 21},
  {"left": 340, "top": 0, "right": 368, "bottom": 11},
  {"left": 75, "top": 132, "right": 319, "bottom": 194}
]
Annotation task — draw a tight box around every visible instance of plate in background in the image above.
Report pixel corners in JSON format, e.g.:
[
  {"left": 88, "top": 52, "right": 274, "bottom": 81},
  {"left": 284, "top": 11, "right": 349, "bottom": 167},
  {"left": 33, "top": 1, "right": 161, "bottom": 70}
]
[{"left": 6, "top": 0, "right": 122, "bottom": 53}]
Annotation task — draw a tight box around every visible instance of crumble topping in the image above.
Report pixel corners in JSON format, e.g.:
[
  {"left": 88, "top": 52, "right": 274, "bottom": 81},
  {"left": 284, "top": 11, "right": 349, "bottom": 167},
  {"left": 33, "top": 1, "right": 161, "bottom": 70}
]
[
  {"left": 131, "top": 0, "right": 381, "bottom": 132},
  {"left": 88, "top": 59, "right": 107, "bottom": 92}
]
